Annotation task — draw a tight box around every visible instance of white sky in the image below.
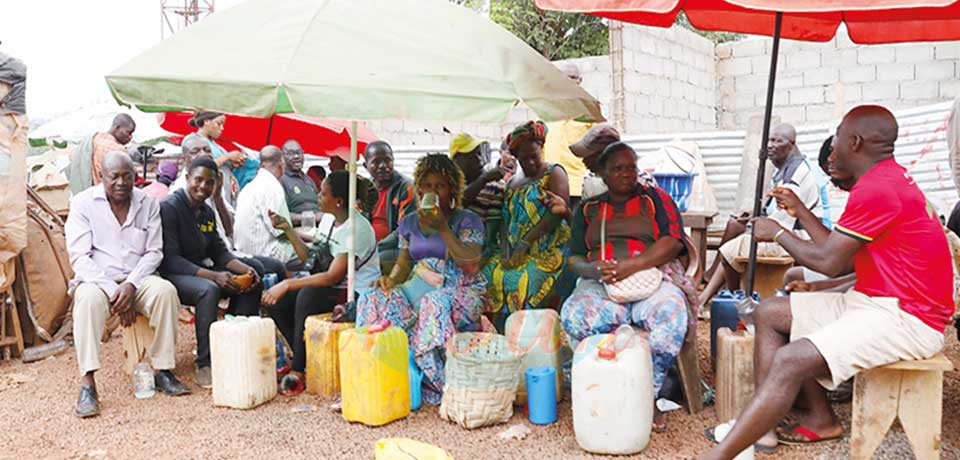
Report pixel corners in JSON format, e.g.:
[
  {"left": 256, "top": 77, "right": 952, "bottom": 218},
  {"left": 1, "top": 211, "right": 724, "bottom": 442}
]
[{"left": 3, "top": 0, "right": 244, "bottom": 122}]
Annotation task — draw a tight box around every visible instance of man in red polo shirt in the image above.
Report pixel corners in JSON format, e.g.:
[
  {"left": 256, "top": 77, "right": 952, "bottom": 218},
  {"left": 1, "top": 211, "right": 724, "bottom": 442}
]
[{"left": 702, "top": 105, "right": 952, "bottom": 459}]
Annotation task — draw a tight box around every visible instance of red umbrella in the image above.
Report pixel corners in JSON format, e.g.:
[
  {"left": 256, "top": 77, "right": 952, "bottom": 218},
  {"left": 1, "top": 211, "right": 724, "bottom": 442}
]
[
  {"left": 536, "top": 0, "right": 960, "bottom": 293},
  {"left": 536, "top": 1, "right": 960, "bottom": 43},
  {"left": 159, "top": 111, "right": 378, "bottom": 159}
]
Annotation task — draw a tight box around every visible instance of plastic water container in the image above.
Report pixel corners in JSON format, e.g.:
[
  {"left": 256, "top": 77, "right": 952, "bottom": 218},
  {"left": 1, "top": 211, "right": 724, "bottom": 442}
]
[
  {"left": 505, "top": 309, "right": 563, "bottom": 405},
  {"left": 526, "top": 367, "right": 557, "bottom": 425},
  {"left": 210, "top": 316, "right": 277, "bottom": 409},
  {"left": 651, "top": 172, "right": 696, "bottom": 212},
  {"left": 304, "top": 313, "right": 354, "bottom": 397},
  {"left": 572, "top": 325, "right": 653, "bottom": 455},
  {"left": 339, "top": 321, "right": 411, "bottom": 426},
  {"left": 710, "top": 290, "right": 757, "bottom": 366},
  {"left": 409, "top": 349, "right": 424, "bottom": 411},
  {"left": 132, "top": 362, "right": 155, "bottom": 399}
]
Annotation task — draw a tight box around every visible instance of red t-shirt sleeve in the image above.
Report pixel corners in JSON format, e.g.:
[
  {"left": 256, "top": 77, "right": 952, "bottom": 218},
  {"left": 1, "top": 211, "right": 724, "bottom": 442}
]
[{"left": 835, "top": 180, "right": 901, "bottom": 242}]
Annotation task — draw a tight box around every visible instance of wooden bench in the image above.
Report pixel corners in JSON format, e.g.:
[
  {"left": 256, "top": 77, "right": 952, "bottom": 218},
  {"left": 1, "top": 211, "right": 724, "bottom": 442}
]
[
  {"left": 851, "top": 353, "right": 954, "bottom": 460},
  {"left": 121, "top": 315, "right": 154, "bottom": 374},
  {"left": 733, "top": 256, "right": 794, "bottom": 298}
]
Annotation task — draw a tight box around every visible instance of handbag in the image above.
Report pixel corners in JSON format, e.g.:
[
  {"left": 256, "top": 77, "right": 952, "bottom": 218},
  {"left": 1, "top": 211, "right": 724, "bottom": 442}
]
[
  {"left": 599, "top": 203, "right": 662, "bottom": 303},
  {"left": 305, "top": 223, "right": 337, "bottom": 274}
]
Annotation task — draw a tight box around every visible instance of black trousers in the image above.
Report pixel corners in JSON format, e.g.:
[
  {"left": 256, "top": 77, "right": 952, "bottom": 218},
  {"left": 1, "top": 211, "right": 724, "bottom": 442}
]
[
  {"left": 165, "top": 256, "right": 286, "bottom": 367},
  {"left": 269, "top": 285, "right": 348, "bottom": 372}
]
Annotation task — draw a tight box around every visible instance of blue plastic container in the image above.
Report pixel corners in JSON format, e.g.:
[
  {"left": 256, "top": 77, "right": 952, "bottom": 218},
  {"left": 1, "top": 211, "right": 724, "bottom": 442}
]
[
  {"left": 651, "top": 172, "right": 697, "bottom": 212},
  {"left": 709, "top": 290, "right": 758, "bottom": 367},
  {"left": 409, "top": 349, "right": 424, "bottom": 411},
  {"left": 525, "top": 367, "right": 558, "bottom": 425}
]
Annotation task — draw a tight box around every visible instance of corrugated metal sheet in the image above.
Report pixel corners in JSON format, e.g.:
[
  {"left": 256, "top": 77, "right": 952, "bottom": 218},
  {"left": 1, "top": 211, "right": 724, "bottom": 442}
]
[{"left": 306, "top": 101, "right": 957, "bottom": 227}]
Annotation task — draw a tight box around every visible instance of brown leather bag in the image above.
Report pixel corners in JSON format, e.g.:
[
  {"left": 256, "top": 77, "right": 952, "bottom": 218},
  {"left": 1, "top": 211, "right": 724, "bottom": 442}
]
[{"left": 16, "top": 187, "right": 73, "bottom": 344}]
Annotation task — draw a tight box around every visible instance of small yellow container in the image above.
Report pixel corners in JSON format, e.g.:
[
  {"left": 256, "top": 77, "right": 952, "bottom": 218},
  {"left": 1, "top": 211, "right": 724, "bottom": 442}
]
[
  {"left": 304, "top": 313, "right": 354, "bottom": 397},
  {"left": 339, "top": 323, "right": 411, "bottom": 426}
]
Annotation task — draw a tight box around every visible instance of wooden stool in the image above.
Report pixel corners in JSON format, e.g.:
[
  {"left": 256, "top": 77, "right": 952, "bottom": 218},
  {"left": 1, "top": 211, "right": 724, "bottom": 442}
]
[
  {"left": 734, "top": 256, "right": 794, "bottom": 298},
  {"left": 0, "top": 290, "right": 24, "bottom": 360},
  {"left": 851, "top": 353, "right": 954, "bottom": 460},
  {"left": 121, "top": 315, "right": 154, "bottom": 374}
]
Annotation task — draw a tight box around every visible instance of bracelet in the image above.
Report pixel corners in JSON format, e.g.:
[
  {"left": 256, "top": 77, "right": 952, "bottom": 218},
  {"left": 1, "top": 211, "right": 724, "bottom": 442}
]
[{"left": 774, "top": 228, "right": 785, "bottom": 242}]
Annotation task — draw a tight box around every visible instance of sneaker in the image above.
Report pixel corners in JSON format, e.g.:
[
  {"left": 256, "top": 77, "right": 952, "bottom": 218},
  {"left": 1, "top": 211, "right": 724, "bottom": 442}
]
[{"left": 194, "top": 365, "right": 212, "bottom": 389}]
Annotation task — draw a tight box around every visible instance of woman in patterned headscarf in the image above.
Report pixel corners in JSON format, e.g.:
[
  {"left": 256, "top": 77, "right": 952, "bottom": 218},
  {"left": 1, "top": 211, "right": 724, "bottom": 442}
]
[{"left": 482, "top": 121, "right": 571, "bottom": 317}]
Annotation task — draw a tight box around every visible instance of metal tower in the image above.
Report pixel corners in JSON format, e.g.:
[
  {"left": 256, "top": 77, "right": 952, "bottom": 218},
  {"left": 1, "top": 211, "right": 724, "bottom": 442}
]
[{"left": 161, "top": 0, "right": 215, "bottom": 39}]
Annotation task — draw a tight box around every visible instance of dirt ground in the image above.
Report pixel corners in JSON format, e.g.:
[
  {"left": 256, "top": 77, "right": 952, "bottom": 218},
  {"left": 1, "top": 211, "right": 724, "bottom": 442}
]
[{"left": 1, "top": 319, "right": 959, "bottom": 460}]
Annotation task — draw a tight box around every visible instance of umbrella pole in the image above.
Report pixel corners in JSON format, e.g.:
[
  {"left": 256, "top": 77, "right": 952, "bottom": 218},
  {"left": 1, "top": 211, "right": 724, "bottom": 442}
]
[
  {"left": 265, "top": 116, "right": 275, "bottom": 146},
  {"left": 745, "top": 11, "right": 783, "bottom": 296},
  {"left": 347, "top": 120, "right": 358, "bottom": 302}
]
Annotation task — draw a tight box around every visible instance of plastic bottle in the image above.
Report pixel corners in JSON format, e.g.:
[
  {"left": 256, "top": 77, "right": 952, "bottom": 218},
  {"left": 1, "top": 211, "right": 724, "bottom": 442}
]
[
  {"left": 526, "top": 367, "right": 557, "bottom": 425},
  {"left": 133, "top": 362, "right": 156, "bottom": 399},
  {"left": 409, "top": 349, "right": 423, "bottom": 411}
]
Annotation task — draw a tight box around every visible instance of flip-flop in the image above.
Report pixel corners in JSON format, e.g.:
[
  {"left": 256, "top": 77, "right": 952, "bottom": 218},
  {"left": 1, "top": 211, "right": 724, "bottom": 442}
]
[
  {"left": 704, "top": 427, "right": 778, "bottom": 453},
  {"left": 776, "top": 423, "right": 844, "bottom": 446},
  {"left": 279, "top": 374, "right": 305, "bottom": 397}
]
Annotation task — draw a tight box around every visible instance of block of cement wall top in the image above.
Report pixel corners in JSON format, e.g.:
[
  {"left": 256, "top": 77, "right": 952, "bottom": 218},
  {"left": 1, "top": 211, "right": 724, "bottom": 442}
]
[
  {"left": 876, "top": 63, "right": 915, "bottom": 82},
  {"left": 895, "top": 45, "right": 935, "bottom": 64},
  {"left": 862, "top": 81, "right": 901, "bottom": 102},
  {"left": 915, "top": 61, "right": 957, "bottom": 81},
  {"left": 857, "top": 47, "right": 896, "bottom": 65},
  {"left": 901, "top": 81, "right": 940, "bottom": 100},
  {"left": 935, "top": 43, "right": 960, "bottom": 60}
]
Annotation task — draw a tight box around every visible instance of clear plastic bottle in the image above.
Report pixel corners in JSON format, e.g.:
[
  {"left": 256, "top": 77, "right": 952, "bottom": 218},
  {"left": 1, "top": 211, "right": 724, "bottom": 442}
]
[
  {"left": 133, "top": 362, "right": 156, "bottom": 399},
  {"left": 301, "top": 211, "right": 316, "bottom": 229}
]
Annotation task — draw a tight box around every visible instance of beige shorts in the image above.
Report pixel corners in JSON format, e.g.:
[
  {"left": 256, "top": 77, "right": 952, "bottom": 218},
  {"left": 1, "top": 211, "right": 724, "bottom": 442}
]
[
  {"left": 790, "top": 290, "right": 944, "bottom": 390},
  {"left": 719, "top": 232, "right": 800, "bottom": 273}
]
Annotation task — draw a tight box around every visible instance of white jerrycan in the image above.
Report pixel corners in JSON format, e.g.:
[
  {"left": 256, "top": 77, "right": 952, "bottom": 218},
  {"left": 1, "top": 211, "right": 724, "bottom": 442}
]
[{"left": 572, "top": 325, "right": 654, "bottom": 455}]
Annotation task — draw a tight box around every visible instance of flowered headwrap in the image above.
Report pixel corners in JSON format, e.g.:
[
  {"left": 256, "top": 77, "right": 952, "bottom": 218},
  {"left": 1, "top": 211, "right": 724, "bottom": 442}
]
[{"left": 505, "top": 121, "right": 548, "bottom": 153}]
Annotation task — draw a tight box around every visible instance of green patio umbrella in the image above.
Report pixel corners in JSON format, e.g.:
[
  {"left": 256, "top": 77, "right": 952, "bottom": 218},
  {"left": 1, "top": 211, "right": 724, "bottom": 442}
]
[{"left": 106, "top": 0, "right": 605, "bottom": 300}]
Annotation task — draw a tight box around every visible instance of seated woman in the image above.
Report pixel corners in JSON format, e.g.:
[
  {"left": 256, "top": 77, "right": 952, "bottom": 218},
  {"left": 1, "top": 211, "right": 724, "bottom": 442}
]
[
  {"left": 159, "top": 157, "right": 286, "bottom": 388},
  {"left": 559, "top": 142, "right": 698, "bottom": 429},
  {"left": 356, "top": 154, "right": 485, "bottom": 405},
  {"left": 260, "top": 170, "right": 381, "bottom": 395},
  {"left": 483, "top": 121, "right": 571, "bottom": 315}
]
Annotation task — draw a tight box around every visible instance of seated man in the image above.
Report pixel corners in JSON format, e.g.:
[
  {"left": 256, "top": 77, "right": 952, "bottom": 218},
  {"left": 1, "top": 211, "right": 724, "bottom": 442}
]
[
  {"left": 280, "top": 139, "right": 321, "bottom": 227},
  {"left": 66, "top": 152, "right": 189, "bottom": 418},
  {"left": 364, "top": 140, "right": 416, "bottom": 274},
  {"left": 703, "top": 106, "right": 953, "bottom": 458},
  {"left": 700, "top": 124, "right": 824, "bottom": 307},
  {"left": 234, "top": 145, "right": 297, "bottom": 262},
  {"left": 160, "top": 157, "right": 285, "bottom": 388},
  {"left": 171, "top": 134, "right": 235, "bottom": 245}
]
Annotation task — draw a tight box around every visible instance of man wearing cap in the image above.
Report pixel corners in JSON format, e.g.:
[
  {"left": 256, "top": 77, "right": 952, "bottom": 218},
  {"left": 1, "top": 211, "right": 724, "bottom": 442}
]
[
  {"left": 569, "top": 124, "right": 622, "bottom": 200},
  {"left": 451, "top": 133, "right": 517, "bottom": 254},
  {"left": 543, "top": 62, "right": 594, "bottom": 206}
]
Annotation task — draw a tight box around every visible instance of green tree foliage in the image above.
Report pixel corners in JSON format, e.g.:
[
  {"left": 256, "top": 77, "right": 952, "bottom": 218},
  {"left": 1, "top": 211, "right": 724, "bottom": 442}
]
[
  {"left": 451, "top": 0, "right": 609, "bottom": 60},
  {"left": 675, "top": 12, "right": 743, "bottom": 43}
]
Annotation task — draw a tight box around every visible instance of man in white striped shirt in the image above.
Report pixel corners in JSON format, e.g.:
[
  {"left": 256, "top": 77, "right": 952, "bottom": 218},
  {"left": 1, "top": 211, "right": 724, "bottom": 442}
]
[{"left": 234, "top": 146, "right": 296, "bottom": 262}]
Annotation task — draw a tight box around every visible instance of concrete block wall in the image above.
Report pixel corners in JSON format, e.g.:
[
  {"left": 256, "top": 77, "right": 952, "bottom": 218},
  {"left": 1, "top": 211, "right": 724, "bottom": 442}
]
[
  {"left": 621, "top": 24, "right": 718, "bottom": 133},
  {"left": 363, "top": 55, "right": 611, "bottom": 149},
  {"left": 717, "top": 27, "right": 960, "bottom": 129}
]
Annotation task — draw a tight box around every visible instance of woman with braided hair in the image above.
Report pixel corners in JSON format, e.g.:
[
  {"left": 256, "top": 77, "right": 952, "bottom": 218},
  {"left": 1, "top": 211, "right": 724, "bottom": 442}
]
[
  {"left": 482, "top": 121, "right": 571, "bottom": 315},
  {"left": 355, "top": 153, "right": 486, "bottom": 404}
]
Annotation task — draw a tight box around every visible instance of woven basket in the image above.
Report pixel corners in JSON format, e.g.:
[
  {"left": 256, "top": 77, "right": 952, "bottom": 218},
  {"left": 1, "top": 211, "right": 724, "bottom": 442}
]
[{"left": 439, "top": 332, "right": 522, "bottom": 429}]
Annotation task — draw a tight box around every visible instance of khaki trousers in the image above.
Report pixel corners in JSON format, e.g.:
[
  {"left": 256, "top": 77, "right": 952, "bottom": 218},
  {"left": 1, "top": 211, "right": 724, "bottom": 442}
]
[{"left": 73, "top": 275, "right": 179, "bottom": 375}]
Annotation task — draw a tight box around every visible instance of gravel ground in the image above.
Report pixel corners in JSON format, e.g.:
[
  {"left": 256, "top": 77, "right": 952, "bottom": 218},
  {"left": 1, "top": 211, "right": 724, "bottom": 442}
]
[{"left": 1, "top": 320, "right": 959, "bottom": 460}]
